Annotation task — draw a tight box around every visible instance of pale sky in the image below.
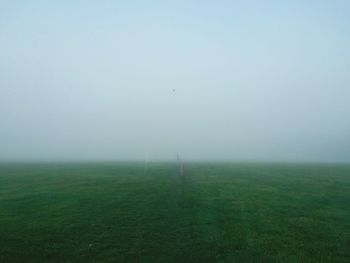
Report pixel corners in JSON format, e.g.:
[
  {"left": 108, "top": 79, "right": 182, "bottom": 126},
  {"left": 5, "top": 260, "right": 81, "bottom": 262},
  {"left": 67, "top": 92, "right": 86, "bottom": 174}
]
[{"left": 1, "top": 1, "right": 350, "bottom": 162}]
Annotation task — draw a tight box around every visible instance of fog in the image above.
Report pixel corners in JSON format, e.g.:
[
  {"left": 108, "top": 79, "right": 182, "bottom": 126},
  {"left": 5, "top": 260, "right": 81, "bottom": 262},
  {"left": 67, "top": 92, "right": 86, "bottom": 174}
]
[{"left": 1, "top": 1, "right": 350, "bottom": 162}]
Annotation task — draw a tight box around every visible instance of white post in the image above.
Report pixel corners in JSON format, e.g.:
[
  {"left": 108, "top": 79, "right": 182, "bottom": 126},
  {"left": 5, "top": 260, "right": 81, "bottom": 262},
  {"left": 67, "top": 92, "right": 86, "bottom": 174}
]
[
  {"left": 177, "top": 154, "right": 184, "bottom": 176},
  {"left": 144, "top": 151, "right": 149, "bottom": 175}
]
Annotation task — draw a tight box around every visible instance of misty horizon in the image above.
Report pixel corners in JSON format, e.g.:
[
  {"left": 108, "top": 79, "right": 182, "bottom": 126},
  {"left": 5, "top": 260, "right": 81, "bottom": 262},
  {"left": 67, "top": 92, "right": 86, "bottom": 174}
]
[{"left": 1, "top": 1, "right": 350, "bottom": 163}]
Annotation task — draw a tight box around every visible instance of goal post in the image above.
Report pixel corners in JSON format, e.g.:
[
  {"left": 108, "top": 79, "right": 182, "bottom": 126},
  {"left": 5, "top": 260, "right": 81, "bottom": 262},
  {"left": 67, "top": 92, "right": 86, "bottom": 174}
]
[{"left": 177, "top": 153, "right": 184, "bottom": 176}]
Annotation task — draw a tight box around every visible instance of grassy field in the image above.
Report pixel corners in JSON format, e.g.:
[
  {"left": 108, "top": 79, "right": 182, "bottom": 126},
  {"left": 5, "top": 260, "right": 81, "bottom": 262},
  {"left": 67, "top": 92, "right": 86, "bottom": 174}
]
[{"left": 0, "top": 162, "right": 349, "bottom": 262}]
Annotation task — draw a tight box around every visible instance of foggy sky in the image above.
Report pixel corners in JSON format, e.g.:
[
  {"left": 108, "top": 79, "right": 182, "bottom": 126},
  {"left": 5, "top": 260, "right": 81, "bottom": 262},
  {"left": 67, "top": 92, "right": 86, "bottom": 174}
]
[{"left": 1, "top": 1, "right": 350, "bottom": 162}]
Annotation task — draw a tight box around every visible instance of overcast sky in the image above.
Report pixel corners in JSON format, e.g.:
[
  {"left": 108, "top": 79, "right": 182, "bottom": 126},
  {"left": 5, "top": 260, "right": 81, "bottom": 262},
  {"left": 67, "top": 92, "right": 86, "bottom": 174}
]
[{"left": 1, "top": 0, "right": 350, "bottom": 162}]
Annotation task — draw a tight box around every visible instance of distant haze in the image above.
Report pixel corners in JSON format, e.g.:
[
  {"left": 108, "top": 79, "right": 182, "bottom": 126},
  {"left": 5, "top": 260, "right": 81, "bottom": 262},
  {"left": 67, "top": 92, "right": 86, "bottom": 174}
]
[{"left": 1, "top": 1, "right": 350, "bottom": 162}]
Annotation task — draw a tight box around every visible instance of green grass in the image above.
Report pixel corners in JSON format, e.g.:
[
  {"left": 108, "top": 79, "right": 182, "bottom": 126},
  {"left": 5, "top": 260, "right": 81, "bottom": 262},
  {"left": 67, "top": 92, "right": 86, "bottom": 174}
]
[{"left": 0, "top": 162, "right": 349, "bottom": 262}]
